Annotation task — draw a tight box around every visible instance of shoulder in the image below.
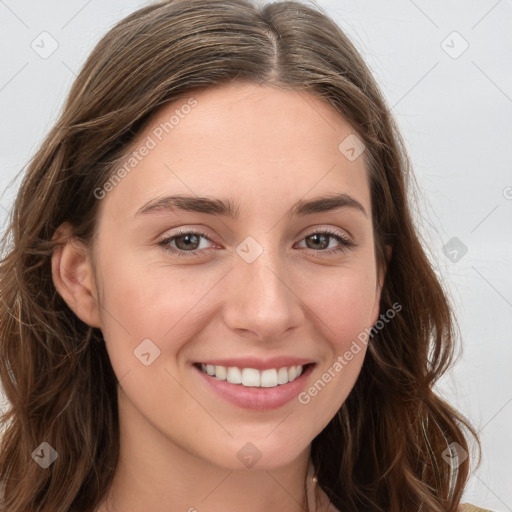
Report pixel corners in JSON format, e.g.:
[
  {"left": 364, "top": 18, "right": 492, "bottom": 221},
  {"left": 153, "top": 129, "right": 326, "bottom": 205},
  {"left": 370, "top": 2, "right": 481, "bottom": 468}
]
[{"left": 459, "top": 504, "right": 494, "bottom": 512}]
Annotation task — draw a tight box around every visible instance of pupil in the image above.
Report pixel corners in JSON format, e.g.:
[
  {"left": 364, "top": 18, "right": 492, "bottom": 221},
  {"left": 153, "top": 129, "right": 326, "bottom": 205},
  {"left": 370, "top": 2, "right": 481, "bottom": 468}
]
[
  {"left": 309, "top": 233, "right": 328, "bottom": 250},
  {"left": 178, "top": 234, "right": 198, "bottom": 250}
]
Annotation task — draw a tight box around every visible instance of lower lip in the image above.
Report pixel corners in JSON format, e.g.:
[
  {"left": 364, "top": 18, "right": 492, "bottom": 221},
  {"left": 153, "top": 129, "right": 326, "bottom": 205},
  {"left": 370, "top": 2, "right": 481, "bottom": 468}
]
[{"left": 194, "top": 364, "right": 315, "bottom": 411}]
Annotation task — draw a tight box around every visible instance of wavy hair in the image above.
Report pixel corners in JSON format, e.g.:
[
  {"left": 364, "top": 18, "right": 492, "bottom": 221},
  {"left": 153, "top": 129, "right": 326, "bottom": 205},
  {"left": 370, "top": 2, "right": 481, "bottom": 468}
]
[{"left": 0, "top": 0, "right": 479, "bottom": 510}]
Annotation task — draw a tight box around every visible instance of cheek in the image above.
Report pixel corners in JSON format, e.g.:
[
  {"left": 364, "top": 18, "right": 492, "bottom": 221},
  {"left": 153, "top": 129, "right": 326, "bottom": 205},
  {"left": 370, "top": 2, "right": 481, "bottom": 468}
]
[
  {"left": 297, "top": 261, "right": 379, "bottom": 350},
  {"left": 291, "top": 260, "right": 378, "bottom": 415},
  {"left": 94, "top": 250, "right": 221, "bottom": 379},
  {"left": 95, "top": 263, "right": 217, "bottom": 437}
]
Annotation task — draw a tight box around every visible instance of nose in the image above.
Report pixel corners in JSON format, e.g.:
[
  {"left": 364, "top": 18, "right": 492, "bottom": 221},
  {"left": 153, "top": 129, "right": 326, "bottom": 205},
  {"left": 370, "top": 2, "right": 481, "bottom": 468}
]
[{"left": 222, "top": 245, "right": 304, "bottom": 341}]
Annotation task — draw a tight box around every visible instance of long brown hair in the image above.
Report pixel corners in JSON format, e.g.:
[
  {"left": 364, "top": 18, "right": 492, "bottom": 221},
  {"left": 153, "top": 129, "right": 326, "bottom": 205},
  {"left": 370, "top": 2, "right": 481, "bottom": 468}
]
[{"left": 0, "top": 0, "right": 479, "bottom": 510}]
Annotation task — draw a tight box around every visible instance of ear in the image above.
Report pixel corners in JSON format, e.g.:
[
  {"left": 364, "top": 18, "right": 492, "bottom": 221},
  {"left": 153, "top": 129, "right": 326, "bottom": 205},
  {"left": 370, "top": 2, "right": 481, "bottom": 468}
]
[{"left": 51, "top": 222, "right": 102, "bottom": 328}]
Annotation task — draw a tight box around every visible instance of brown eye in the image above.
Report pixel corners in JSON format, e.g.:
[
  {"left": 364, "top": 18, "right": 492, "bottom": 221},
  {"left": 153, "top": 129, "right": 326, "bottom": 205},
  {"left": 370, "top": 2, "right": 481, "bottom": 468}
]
[
  {"left": 158, "top": 230, "right": 215, "bottom": 258},
  {"left": 174, "top": 233, "right": 201, "bottom": 251},
  {"left": 297, "top": 230, "right": 355, "bottom": 255},
  {"left": 305, "top": 233, "right": 330, "bottom": 250}
]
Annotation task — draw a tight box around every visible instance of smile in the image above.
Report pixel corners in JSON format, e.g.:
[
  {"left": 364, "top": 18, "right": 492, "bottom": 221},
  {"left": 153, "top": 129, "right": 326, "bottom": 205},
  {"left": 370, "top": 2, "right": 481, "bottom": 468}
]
[
  {"left": 198, "top": 363, "right": 307, "bottom": 388},
  {"left": 193, "top": 362, "right": 316, "bottom": 410}
]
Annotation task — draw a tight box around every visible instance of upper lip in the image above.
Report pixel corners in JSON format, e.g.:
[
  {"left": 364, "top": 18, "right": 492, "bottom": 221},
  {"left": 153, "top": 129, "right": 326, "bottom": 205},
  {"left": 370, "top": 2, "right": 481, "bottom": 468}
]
[{"left": 195, "top": 356, "right": 315, "bottom": 371}]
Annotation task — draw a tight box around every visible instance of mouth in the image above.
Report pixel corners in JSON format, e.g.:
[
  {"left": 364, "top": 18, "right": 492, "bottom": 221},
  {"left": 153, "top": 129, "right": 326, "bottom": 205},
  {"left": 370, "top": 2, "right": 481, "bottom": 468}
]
[
  {"left": 192, "top": 361, "right": 316, "bottom": 410},
  {"left": 193, "top": 362, "right": 315, "bottom": 388}
]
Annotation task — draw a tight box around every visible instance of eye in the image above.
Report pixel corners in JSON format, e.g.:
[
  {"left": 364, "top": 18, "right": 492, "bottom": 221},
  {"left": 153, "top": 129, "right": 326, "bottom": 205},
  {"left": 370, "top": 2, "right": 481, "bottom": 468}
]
[
  {"left": 158, "top": 229, "right": 216, "bottom": 258},
  {"left": 296, "top": 229, "right": 355, "bottom": 256}
]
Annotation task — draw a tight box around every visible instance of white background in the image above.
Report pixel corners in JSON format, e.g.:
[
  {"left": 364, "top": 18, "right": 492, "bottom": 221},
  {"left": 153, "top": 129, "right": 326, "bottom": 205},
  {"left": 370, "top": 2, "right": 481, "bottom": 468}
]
[{"left": 1, "top": 1, "right": 511, "bottom": 510}]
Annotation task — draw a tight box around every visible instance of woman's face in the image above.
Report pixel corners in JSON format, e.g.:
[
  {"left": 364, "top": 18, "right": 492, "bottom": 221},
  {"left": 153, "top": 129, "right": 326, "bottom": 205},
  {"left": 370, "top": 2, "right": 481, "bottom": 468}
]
[{"left": 74, "top": 81, "right": 383, "bottom": 470}]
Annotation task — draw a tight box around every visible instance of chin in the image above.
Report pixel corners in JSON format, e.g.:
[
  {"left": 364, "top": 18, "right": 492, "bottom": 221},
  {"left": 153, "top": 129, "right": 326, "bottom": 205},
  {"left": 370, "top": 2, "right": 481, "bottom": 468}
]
[{"left": 198, "top": 433, "right": 310, "bottom": 472}]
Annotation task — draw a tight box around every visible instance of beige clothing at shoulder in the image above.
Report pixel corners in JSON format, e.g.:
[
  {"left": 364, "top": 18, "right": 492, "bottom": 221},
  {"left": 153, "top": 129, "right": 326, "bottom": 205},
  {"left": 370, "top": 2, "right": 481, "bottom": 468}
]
[
  {"left": 459, "top": 505, "right": 494, "bottom": 512},
  {"left": 307, "top": 458, "right": 493, "bottom": 512}
]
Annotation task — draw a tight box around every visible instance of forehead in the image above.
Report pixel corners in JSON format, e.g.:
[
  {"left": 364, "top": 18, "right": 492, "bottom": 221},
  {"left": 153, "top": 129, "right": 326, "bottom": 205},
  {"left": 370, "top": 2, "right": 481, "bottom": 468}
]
[
  {"left": 98, "top": 81, "right": 370, "bottom": 220},
  {"left": 147, "top": 81, "right": 360, "bottom": 156}
]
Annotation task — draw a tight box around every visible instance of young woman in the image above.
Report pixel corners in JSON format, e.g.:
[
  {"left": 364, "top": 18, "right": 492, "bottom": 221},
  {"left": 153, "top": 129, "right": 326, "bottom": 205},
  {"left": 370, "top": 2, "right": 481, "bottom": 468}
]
[{"left": 0, "top": 1, "right": 488, "bottom": 511}]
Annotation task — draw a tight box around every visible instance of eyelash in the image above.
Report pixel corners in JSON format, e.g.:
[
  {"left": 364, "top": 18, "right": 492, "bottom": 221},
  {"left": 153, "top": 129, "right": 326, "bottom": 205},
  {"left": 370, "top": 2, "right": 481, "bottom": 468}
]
[{"left": 157, "top": 228, "right": 355, "bottom": 258}]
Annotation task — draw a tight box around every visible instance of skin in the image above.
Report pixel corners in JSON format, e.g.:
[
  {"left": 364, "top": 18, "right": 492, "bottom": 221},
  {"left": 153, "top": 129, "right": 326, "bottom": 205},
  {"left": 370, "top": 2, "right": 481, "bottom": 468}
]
[{"left": 52, "top": 81, "right": 386, "bottom": 512}]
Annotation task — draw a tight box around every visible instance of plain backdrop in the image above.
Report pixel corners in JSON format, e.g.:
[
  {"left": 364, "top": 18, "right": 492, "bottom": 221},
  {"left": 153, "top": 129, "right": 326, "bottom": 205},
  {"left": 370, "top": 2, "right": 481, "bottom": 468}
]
[{"left": 1, "top": 1, "right": 511, "bottom": 510}]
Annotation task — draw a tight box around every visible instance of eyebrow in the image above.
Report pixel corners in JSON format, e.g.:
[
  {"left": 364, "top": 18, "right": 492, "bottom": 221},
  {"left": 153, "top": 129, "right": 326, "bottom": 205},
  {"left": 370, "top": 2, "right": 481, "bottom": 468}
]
[{"left": 130, "top": 192, "right": 367, "bottom": 220}]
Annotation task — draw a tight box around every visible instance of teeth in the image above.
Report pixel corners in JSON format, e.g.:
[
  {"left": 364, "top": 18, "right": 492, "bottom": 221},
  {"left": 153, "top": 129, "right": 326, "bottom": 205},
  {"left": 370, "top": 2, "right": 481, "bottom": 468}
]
[
  {"left": 226, "top": 366, "right": 242, "bottom": 384},
  {"left": 261, "top": 369, "right": 278, "bottom": 387},
  {"left": 199, "top": 363, "right": 305, "bottom": 388},
  {"left": 215, "top": 365, "right": 227, "bottom": 380},
  {"left": 242, "top": 368, "right": 260, "bottom": 387},
  {"left": 277, "top": 367, "right": 289, "bottom": 385}
]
